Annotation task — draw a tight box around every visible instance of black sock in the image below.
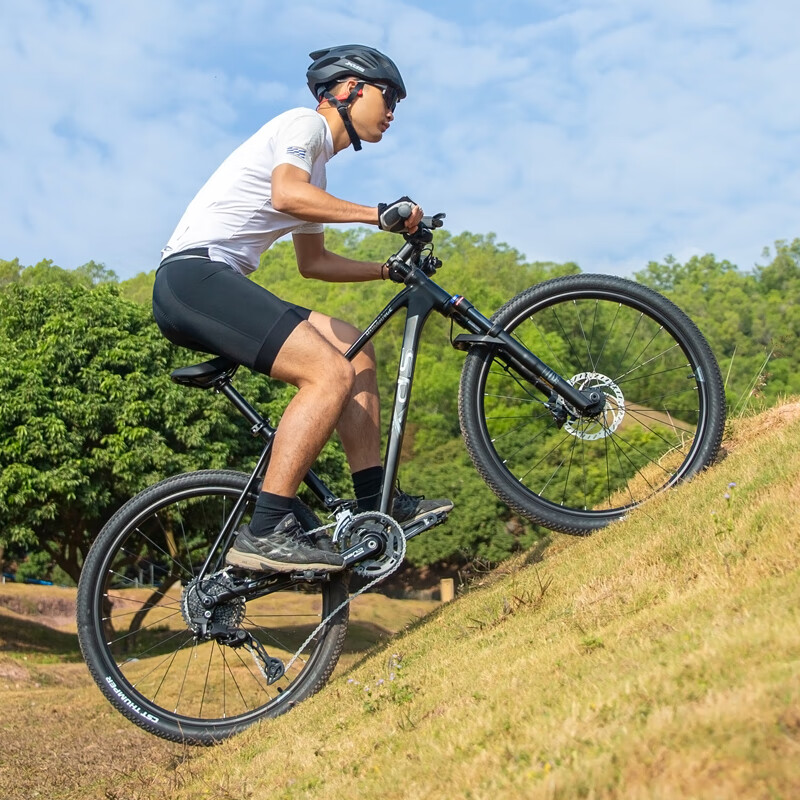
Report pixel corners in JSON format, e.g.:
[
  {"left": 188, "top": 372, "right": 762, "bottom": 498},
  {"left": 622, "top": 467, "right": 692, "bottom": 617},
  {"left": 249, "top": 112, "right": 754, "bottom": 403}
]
[
  {"left": 250, "top": 492, "right": 293, "bottom": 537},
  {"left": 352, "top": 466, "right": 384, "bottom": 511}
]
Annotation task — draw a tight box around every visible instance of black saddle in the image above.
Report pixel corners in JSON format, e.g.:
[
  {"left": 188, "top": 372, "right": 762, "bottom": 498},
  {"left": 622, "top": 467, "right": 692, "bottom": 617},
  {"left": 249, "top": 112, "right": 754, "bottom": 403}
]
[{"left": 170, "top": 356, "right": 239, "bottom": 389}]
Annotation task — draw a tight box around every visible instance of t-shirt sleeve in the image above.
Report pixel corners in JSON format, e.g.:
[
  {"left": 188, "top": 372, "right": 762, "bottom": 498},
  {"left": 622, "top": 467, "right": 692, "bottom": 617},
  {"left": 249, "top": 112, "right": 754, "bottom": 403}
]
[
  {"left": 273, "top": 112, "right": 327, "bottom": 175},
  {"left": 292, "top": 221, "right": 325, "bottom": 235}
]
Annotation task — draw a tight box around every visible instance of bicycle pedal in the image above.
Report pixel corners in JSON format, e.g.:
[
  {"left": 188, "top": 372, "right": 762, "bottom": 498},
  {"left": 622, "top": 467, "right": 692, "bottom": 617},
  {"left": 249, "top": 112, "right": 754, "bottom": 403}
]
[{"left": 289, "top": 569, "right": 331, "bottom": 582}]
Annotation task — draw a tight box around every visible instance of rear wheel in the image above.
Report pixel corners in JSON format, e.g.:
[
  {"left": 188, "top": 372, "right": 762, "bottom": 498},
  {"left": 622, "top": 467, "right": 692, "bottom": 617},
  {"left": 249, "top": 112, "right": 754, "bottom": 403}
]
[
  {"left": 77, "top": 470, "right": 349, "bottom": 744},
  {"left": 459, "top": 274, "right": 726, "bottom": 533}
]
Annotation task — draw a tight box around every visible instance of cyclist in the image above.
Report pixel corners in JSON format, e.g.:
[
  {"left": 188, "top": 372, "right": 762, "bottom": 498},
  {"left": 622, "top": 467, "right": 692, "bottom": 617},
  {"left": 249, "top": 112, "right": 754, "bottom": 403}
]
[{"left": 153, "top": 45, "right": 452, "bottom": 574}]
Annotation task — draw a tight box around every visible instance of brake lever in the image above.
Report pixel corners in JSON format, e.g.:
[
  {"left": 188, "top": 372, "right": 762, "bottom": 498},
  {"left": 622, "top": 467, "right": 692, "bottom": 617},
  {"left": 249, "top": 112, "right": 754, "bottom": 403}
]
[
  {"left": 403, "top": 212, "right": 446, "bottom": 245},
  {"left": 421, "top": 212, "right": 446, "bottom": 229}
]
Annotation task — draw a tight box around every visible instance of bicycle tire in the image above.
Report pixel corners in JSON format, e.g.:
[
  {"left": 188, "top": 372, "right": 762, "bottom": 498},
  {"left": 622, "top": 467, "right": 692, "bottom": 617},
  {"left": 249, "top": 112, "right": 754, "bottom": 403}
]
[
  {"left": 77, "top": 469, "right": 349, "bottom": 744},
  {"left": 459, "top": 274, "right": 726, "bottom": 534}
]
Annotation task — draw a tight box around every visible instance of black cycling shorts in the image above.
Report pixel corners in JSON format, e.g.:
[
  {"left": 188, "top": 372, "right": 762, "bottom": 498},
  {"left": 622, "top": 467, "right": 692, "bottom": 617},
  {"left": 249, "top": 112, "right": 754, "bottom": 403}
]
[{"left": 152, "top": 254, "right": 311, "bottom": 375}]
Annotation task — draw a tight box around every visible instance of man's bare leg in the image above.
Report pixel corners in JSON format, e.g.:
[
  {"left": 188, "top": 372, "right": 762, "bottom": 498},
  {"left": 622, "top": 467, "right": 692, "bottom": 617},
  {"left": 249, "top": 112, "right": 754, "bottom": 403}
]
[
  {"left": 262, "top": 319, "right": 356, "bottom": 495},
  {"left": 306, "top": 312, "right": 381, "bottom": 473}
]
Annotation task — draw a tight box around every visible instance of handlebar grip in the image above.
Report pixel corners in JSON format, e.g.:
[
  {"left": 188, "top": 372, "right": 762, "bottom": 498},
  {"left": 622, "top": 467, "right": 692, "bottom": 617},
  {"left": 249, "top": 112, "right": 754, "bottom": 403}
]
[{"left": 379, "top": 198, "right": 414, "bottom": 233}]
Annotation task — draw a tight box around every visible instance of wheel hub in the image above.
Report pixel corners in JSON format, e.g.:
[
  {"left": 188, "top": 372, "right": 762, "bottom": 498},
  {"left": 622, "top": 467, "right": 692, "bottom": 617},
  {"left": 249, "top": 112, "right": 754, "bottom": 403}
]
[{"left": 564, "top": 372, "right": 625, "bottom": 440}]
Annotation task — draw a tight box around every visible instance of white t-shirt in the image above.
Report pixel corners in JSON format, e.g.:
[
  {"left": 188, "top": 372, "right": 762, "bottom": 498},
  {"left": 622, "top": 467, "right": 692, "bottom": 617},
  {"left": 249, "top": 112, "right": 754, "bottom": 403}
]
[{"left": 162, "top": 108, "right": 335, "bottom": 275}]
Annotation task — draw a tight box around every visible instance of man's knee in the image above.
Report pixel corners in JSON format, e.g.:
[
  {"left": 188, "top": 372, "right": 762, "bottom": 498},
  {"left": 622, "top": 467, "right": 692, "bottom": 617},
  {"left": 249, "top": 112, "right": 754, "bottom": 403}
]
[{"left": 320, "top": 354, "right": 356, "bottom": 399}]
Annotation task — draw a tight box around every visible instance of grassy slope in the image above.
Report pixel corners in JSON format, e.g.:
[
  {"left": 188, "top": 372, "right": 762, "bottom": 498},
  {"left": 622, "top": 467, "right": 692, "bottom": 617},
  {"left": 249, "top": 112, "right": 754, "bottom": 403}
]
[
  {"left": 0, "top": 590, "right": 437, "bottom": 799},
  {"left": 1, "top": 403, "right": 798, "bottom": 799},
  {"left": 159, "top": 403, "right": 800, "bottom": 800}
]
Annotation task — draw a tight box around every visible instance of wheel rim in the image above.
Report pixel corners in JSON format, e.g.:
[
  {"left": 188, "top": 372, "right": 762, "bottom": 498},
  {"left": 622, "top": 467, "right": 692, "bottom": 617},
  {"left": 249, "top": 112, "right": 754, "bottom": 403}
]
[
  {"left": 477, "top": 287, "right": 712, "bottom": 518},
  {"left": 88, "top": 481, "right": 338, "bottom": 729}
]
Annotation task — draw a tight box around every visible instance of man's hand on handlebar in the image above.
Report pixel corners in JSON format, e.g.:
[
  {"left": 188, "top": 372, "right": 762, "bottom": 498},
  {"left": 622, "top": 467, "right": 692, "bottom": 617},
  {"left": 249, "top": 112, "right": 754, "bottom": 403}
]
[{"left": 377, "top": 197, "right": 423, "bottom": 234}]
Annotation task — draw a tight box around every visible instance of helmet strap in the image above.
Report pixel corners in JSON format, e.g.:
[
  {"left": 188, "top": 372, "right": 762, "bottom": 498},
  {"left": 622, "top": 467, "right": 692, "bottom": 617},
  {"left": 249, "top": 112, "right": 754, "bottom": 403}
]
[{"left": 322, "top": 81, "right": 365, "bottom": 152}]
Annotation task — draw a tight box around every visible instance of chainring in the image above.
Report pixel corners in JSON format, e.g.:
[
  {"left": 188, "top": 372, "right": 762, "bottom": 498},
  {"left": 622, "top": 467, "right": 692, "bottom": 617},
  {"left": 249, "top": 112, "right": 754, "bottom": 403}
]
[{"left": 335, "top": 511, "right": 406, "bottom": 579}]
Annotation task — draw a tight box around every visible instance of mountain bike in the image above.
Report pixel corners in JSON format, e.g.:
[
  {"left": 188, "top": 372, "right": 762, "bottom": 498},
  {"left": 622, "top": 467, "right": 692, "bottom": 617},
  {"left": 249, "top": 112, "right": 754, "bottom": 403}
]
[{"left": 77, "top": 212, "right": 726, "bottom": 744}]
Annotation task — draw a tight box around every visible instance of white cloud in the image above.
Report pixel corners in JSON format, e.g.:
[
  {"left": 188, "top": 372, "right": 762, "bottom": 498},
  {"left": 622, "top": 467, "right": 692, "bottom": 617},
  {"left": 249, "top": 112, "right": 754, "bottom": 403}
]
[{"left": 0, "top": 0, "right": 797, "bottom": 281}]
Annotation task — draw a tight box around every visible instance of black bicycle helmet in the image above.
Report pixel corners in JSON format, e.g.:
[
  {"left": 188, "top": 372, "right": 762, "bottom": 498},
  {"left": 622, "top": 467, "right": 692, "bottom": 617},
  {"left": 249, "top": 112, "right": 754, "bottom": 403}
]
[{"left": 306, "top": 44, "right": 407, "bottom": 101}]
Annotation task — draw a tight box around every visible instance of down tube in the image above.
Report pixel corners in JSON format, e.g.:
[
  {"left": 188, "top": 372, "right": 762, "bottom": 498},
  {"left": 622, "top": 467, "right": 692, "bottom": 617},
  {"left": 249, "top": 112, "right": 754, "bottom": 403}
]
[{"left": 380, "top": 299, "right": 434, "bottom": 515}]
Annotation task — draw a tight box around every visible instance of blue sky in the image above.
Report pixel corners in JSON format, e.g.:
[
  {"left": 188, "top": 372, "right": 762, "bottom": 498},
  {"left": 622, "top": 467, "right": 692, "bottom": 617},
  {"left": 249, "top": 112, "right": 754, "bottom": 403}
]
[{"left": 2, "top": 0, "right": 798, "bottom": 280}]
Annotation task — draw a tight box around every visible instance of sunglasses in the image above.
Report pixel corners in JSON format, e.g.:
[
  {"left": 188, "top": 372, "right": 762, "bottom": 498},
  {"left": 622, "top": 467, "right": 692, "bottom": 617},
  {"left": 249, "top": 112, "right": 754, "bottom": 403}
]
[{"left": 371, "top": 82, "right": 400, "bottom": 113}]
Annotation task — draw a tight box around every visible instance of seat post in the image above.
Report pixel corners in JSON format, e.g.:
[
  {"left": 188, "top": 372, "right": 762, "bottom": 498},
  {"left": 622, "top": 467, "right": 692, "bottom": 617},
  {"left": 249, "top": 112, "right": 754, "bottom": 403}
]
[{"left": 214, "top": 377, "right": 275, "bottom": 440}]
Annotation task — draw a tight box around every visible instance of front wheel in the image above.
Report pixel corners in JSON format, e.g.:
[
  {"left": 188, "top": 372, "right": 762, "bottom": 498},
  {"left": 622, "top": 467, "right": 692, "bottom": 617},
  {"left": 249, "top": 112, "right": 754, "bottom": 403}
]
[
  {"left": 77, "top": 470, "right": 349, "bottom": 744},
  {"left": 459, "top": 274, "right": 726, "bottom": 534}
]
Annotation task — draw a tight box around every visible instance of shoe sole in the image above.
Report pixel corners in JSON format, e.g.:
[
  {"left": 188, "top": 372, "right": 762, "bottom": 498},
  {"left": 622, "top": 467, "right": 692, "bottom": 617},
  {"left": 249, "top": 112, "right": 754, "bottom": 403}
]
[{"left": 225, "top": 548, "right": 344, "bottom": 573}]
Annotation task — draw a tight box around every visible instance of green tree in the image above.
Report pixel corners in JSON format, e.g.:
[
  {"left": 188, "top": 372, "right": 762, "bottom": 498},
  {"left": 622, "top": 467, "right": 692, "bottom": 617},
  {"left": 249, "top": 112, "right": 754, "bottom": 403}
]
[
  {"left": 0, "top": 283, "right": 347, "bottom": 582},
  {"left": 635, "top": 239, "right": 800, "bottom": 411}
]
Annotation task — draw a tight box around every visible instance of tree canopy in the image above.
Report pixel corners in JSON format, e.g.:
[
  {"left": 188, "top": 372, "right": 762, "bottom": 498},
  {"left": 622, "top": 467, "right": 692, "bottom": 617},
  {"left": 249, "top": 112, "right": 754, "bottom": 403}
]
[{"left": 1, "top": 231, "right": 798, "bottom": 579}]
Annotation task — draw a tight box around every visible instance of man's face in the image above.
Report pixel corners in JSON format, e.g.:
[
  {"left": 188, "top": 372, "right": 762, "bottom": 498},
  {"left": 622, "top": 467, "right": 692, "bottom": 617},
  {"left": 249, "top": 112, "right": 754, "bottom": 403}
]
[{"left": 350, "top": 83, "right": 395, "bottom": 143}]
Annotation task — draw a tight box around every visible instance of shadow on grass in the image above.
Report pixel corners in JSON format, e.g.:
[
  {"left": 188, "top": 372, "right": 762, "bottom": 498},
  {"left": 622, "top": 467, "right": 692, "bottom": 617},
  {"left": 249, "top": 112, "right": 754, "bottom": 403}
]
[{"left": 0, "top": 613, "right": 82, "bottom": 661}]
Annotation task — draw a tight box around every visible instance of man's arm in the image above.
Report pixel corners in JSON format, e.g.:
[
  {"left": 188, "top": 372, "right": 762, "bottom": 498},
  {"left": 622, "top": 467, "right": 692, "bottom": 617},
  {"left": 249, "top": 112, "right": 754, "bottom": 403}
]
[
  {"left": 272, "top": 164, "right": 378, "bottom": 224},
  {"left": 293, "top": 232, "right": 383, "bottom": 282},
  {"left": 277, "top": 162, "right": 422, "bottom": 282}
]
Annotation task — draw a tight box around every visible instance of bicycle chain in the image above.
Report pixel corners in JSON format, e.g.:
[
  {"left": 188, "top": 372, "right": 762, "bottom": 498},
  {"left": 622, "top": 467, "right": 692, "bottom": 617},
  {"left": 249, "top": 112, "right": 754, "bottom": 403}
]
[{"left": 279, "top": 511, "right": 407, "bottom": 676}]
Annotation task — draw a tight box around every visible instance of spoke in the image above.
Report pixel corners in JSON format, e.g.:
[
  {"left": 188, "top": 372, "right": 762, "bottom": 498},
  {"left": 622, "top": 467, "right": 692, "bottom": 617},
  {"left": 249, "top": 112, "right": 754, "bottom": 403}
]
[
  {"left": 199, "top": 638, "right": 215, "bottom": 717},
  {"left": 611, "top": 312, "right": 644, "bottom": 380},
  {"left": 242, "top": 612, "right": 314, "bottom": 662},
  {"left": 620, "top": 409, "right": 694, "bottom": 451},
  {"left": 485, "top": 412, "right": 551, "bottom": 422},
  {"left": 110, "top": 624, "right": 188, "bottom": 652},
  {"left": 488, "top": 362, "right": 545, "bottom": 404},
  {"left": 150, "top": 639, "right": 186, "bottom": 703},
  {"left": 551, "top": 305, "right": 587, "bottom": 373},
  {"left": 572, "top": 299, "right": 597, "bottom": 373},
  {"left": 614, "top": 342, "right": 683, "bottom": 384},
  {"left": 558, "top": 428, "right": 582, "bottom": 507},
  {"left": 490, "top": 419, "right": 540, "bottom": 444},
  {"left": 496, "top": 424, "right": 554, "bottom": 465},
  {"left": 594, "top": 302, "right": 622, "bottom": 368},
  {"left": 522, "top": 317, "right": 568, "bottom": 378},
  {"left": 513, "top": 430, "right": 575, "bottom": 485},
  {"left": 615, "top": 361, "right": 691, "bottom": 385},
  {"left": 231, "top": 645, "right": 273, "bottom": 699},
  {"left": 104, "top": 592, "right": 182, "bottom": 611},
  {"left": 483, "top": 392, "right": 539, "bottom": 403},
  {"left": 623, "top": 407, "right": 697, "bottom": 438},
  {"left": 129, "top": 525, "right": 193, "bottom": 578},
  {"left": 173, "top": 634, "right": 194, "bottom": 712},
  {"left": 220, "top": 646, "right": 250, "bottom": 715},
  {"left": 608, "top": 431, "right": 673, "bottom": 482},
  {"left": 614, "top": 326, "right": 666, "bottom": 383}
]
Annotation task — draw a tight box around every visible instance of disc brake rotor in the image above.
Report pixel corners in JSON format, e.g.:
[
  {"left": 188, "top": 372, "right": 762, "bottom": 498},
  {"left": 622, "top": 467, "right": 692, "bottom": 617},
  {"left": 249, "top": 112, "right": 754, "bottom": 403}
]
[{"left": 564, "top": 372, "right": 626, "bottom": 441}]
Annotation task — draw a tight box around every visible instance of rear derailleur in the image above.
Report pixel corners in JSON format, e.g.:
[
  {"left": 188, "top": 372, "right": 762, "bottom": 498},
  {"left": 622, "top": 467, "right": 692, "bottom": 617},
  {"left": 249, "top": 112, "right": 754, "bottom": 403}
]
[{"left": 181, "top": 571, "right": 284, "bottom": 684}]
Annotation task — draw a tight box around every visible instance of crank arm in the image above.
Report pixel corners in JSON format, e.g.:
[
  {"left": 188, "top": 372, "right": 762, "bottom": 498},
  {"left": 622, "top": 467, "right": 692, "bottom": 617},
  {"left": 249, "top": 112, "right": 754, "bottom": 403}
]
[
  {"left": 340, "top": 532, "right": 385, "bottom": 567},
  {"left": 402, "top": 510, "right": 451, "bottom": 541}
]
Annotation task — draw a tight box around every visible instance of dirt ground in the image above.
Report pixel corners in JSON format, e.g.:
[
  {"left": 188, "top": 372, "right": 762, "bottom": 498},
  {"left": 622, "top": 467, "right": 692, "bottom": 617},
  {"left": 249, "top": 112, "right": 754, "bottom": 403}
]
[{"left": 0, "top": 583, "right": 438, "bottom": 799}]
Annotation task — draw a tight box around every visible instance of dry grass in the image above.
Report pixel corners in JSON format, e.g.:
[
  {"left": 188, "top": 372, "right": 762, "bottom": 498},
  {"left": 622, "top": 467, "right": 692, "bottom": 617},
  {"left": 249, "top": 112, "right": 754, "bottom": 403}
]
[
  {"left": 0, "top": 586, "right": 436, "bottom": 799},
  {"left": 150, "top": 402, "right": 800, "bottom": 800},
  {"left": 2, "top": 402, "right": 799, "bottom": 799}
]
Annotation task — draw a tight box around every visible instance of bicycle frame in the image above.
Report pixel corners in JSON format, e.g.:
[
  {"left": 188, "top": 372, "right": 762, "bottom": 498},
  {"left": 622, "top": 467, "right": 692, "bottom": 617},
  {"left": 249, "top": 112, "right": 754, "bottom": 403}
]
[{"left": 193, "top": 229, "right": 605, "bottom": 586}]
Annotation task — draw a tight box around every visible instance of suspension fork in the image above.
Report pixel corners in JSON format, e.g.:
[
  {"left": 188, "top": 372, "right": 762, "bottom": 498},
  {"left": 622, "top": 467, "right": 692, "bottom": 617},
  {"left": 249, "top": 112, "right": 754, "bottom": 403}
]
[{"left": 448, "top": 295, "right": 605, "bottom": 414}]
